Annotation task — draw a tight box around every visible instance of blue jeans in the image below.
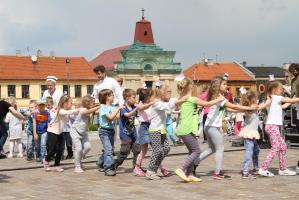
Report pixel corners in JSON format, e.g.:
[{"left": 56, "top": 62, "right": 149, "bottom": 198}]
[
  {"left": 243, "top": 139, "right": 260, "bottom": 173},
  {"left": 0, "top": 121, "right": 8, "bottom": 152},
  {"left": 97, "top": 128, "right": 115, "bottom": 170},
  {"left": 27, "top": 130, "right": 35, "bottom": 159},
  {"left": 36, "top": 133, "right": 47, "bottom": 160}
]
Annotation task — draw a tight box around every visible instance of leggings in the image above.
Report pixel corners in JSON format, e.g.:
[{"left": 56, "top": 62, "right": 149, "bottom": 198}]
[
  {"left": 71, "top": 132, "right": 91, "bottom": 167},
  {"left": 45, "top": 132, "right": 64, "bottom": 166},
  {"left": 262, "top": 124, "right": 287, "bottom": 170},
  {"left": 195, "top": 126, "right": 224, "bottom": 174},
  {"left": 180, "top": 133, "right": 201, "bottom": 175},
  {"left": 148, "top": 131, "right": 170, "bottom": 172}
]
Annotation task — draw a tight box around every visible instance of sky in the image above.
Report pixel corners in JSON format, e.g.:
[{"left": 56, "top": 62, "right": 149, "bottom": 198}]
[{"left": 0, "top": 0, "right": 298, "bottom": 68}]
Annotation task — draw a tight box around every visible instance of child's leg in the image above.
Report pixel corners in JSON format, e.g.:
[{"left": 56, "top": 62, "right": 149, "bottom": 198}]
[
  {"left": 65, "top": 132, "right": 73, "bottom": 158},
  {"left": 196, "top": 126, "right": 216, "bottom": 164},
  {"left": 252, "top": 140, "right": 260, "bottom": 170},
  {"left": 277, "top": 134, "right": 287, "bottom": 170},
  {"left": 16, "top": 139, "right": 23, "bottom": 156},
  {"left": 136, "top": 144, "right": 148, "bottom": 167},
  {"left": 116, "top": 139, "right": 132, "bottom": 166},
  {"left": 148, "top": 132, "right": 163, "bottom": 172},
  {"left": 160, "top": 134, "right": 170, "bottom": 164},
  {"left": 82, "top": 134, "right": 91, "bottom": 158},
  {"left": 242, "top": 139, "right": 254, "bottom": 174},
  {"left": 40, "top": 133, "right": 48, "bottom": 160},
  {"left": 26, "top": 131, "right": 34, "bottom": 159},
  {"left": 72, "top": 135, "right": 83, "bottom": 167},
  {"left": 45, "top": 132, "right": 58, "bottom": 163},
  {"left": 99, "top": 129, "right": 115, "bottom": 169},
  {"left": 54, "top": 134, "right": 64, "bottom": 166},
  {"left": 262, "top": 125, "right": 284, "bottom": 170},
  {"left": 8, "top": 140, "right": 14, "bottom": 157},
  {"left": 180, "top": 134, "right": 201, "bottom": 176}
]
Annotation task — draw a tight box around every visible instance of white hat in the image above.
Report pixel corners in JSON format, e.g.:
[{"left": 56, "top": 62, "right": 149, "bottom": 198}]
[
  {"left": 46, "top": 76, "right": 58, "bottom": 83},
  {"left": 142, "top": 83, "right": 147, "bottom": 89},
  {"left": 175, "top": 73, "right": 185, "bottom": 82},
  {"left": 269, "top": 74, "right": 275, "bottom": 81},
  {"left": 239, "top": 86, "right": 247, "bottom": 95},
  {"left": 155, "top": 80, "right": 162, "bottom": 87}
]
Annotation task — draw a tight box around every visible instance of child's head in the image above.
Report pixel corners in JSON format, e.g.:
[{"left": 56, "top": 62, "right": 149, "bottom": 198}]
[
  {"left": 45, "top": 96, "right": 54, "bottom": 110},
  {"left": 6, "top": 96, "right": 17, "bottom": 109},
  {"left": 207, "top": 75, "right": 228, "bottom": 101},
  {"left": 98, "top": 89, "right": 114, "bottom": 104},
  {"left": 154, "top": 84, "right": 172, "bottom": 102},
  {"left": 36, "top": 98, "right": 47, "bottom": 112},
  {"left": 241, "top": 91, "right": 257, "bottom": 106},
  {"left": 123, "top": 89, "right": 137, "bottom": 105},
  {"left": 177, "top": 77, "right": 193, "bottom": 96},
  {"left": 73, "top": 99, "right": 81, "bottom": 109},
  {"left": 137, "top": 88, "right": 153, "bottom": 103},
  {"left": 28, "top": 100, "right": 37, "bottom": 112},
  {"left": 267, "top": 81, "right": 283, "bottom": 95},
  {"left": 82, "top": 95, "right": 94, "bottom": 109},
  {"left": 57, "top": 95, "right": 72, "bottom": 110}
]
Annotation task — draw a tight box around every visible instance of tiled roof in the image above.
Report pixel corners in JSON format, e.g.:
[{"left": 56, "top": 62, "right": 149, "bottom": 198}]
[
  {"left": 89, "top": 45, "right": 130, "bottom": 72},
  {"left": 246, "top": 66, "right": 286, "bottom": 78},
  {"left": 0, "top": 55, "right": 96, "bottom": 80},
  {"left": 184, "top": 62, "right": 255, "bottom": 81}
]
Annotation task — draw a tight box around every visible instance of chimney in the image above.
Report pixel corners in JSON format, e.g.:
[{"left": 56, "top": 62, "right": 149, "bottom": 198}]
[
  {"left": 37, "top": 49, "right": 42, "bottom": 57},
  {"left": 16, "top": 50, "right": 21, "bottom": 56}
]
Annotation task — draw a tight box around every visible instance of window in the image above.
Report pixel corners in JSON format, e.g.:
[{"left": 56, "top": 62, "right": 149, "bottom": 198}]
[
  {"left": 75, "top": 85, "right": 81, "bottom": 97},
  {"left": 144, "top": 31, "right": 147, "bottom": 36},
  {"left": 41, "top": 85, "right": 47, "bottom": 97},
  {"left": 7, "top": 85, "right": 16, "bottom": 97},
  {"left": 144, "top": 64, "right": 153, "bottom": 71},
  {"left": 22, "top": 85, "right": 30, "bottom": 98},
  {"left": 63, "top": 85, "right": 70, "bottom": 95},
  {"left": 87, "top": 85, "right": 94, "bottom": 95},
  {"left": 145, "top": 81, "right": 153, "bottom": 89}
]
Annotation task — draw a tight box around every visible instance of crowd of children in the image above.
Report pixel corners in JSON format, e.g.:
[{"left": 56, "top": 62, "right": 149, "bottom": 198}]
[{"left": 0, "top": 73, "right": 299, "bottom": 182}]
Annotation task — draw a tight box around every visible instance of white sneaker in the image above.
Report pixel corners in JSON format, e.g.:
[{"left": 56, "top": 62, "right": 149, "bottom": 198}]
[
  {"left": 74, "top": 166, "right": 84, "bottom": 173},
  {"left": 7, "top": 154, "right": 13, "bottom": 158},
  {"left": 279, "top": 169, "right": 296, "bottom": 176},
  {"left": 17, "top": 153, "right": 23, "bottom": 158},
  {"left": 258, "top": 168, "right": 274, "bottom": 177}
]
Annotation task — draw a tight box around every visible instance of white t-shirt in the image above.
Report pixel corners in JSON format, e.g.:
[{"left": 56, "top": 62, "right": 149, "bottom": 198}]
[
  {"left": 92, "top": 76, "right": 124, "bottom": 106},
  {"left": 205, "top": 100, "right": 227, "bottom": 127},
  {"left": 266, "top": 95, "right": 283, "bottom": 125},
  {"left": 43, "top": 89, "right": 63, "bottom": 106}
]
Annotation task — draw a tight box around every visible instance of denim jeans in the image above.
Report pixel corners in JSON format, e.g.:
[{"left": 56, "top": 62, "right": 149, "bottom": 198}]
[
  {"left": 26, "top": 130, "right": 35, "bottom": 159},
  {"left": 243, "top": 139, "right": 260, "bottom": 173},
  {"left": 0, "top": 121, "right": 8, "bottom": 152},
  {"left": 36, "top": 132, "right": 47, "bottom": 160},
  {"left": 97, "top": 128, "right": 115, "bottom": 170}
]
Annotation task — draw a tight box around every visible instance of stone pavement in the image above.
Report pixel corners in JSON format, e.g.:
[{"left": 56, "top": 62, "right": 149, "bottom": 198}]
[{"left": 0, "top": 133, "right": 298, "bottom": 200}]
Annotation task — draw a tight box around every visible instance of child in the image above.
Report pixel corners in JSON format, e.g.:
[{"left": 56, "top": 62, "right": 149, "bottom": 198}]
[
  {"left": 239, "top": 91, "right": 264, "bottom": 178},
  {"left": 134, "top": 88, "right": 154, "bottom": 177},
  {"left": 97, "top": 89, "right": 121, "bottom": 176},
  {"left": 175, "top": 78, "right": 225, "bottom": 182},
  {"left": 32, "top": 98, "right": 52, "bottom": 162},
  {"left": 5, "top": 97, "right": 24, "bottom": 158},
  {"left": 195, "top": 75, "right": 257, "bottom": 180},
  {"left": 44, "top": 96, "right": 79, "bottom": 172},
  {"left": 234, "top": 98, "right": 244, "bottom": 138},
  {"left": 146, "top": 84, "right": 184, "bottom": 180},
  {"left": 114, "top": 89, "right": 140, "bottom": 173},
  {"left": 259, "top": 81, "right": 299, "bottom": 177},
  {"left": 70, "top": 95, "right": 99, "bottom": 173},
  {"left": 25, "top": 100, "right": 37, "bottom": 161},
  {"left": 45, "top": 96, "right": 55, "bottom": 118}
]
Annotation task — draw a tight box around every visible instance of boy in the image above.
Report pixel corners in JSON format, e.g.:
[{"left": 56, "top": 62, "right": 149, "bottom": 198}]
[
  {"left": 25, "top": 100, "right": 37, "bottom": 161},
  {"left": 115, "top": 89, "right": 140, "bottom": 170},
  {"left": 32, "top": 98, "right": 51, "bottom": 162}
]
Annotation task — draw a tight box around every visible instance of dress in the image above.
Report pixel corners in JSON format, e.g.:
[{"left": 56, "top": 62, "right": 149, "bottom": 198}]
[
  {"left": 5, "top": 112, "right": 23, "bottom": 140},
  {"left": 238, "top": 112, "right": 260, "bottom": 139}
]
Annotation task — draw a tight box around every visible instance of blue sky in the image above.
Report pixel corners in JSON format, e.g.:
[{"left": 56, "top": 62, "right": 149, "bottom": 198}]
[{"left": 0, "top": 0, "right": 298, "bottom": 68}]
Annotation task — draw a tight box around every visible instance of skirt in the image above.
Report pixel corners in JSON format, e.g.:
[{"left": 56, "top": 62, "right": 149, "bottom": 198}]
[
  {"left": 238, "top": 128, "right": 260, "bottom": 140},
  {"left": 137, "top": 122, "right": 150, "bottom": 145}
]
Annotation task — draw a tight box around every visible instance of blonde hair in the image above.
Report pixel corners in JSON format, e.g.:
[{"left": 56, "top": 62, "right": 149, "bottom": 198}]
[
  {"left": 207, "top": 76, "right": 227, "bottom": 101},
  {"left": 98, "top": 89, "right": 113, "bottom": 104},
  {"left": 177, "top": 77, "right": 193, "bottom": 96},
  {"left": 241, "top": 91, "right": 257, "bottom": 116},
  {"left": 51, "top": 95, "right": 72, "bottom": 124},
  {"left": 6, "top": 96, "right": 16, "bottom": 105},
  {"left": 154, "top": 84, "right": 171, "bottom": 99},
  {"left": 123, "top": 88, "right": 136, "bottom": 100},
  {"left": 267, "top": 80, "right": 282, "bottom": 95},
  {"left": 82, "top": 95, "right": 94, "bottom": 109}
]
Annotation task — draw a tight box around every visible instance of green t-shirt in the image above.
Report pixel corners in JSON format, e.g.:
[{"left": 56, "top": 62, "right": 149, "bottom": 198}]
[{"left": 176, "top": 96, "right": 199, "bottom": 136}]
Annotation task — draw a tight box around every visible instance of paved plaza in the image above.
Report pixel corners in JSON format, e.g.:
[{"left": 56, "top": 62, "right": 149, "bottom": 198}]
[{"left": 0, "top": 133, "right": 298, "bottom": 200}]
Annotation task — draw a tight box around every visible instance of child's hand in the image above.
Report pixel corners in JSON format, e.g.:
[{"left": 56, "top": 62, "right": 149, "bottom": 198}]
[
  {"left": 250, "top": 104, "right": 259, "bottom": 110},
  {"left": 33, "top": 134, "right": 38, "bottom": 141}
]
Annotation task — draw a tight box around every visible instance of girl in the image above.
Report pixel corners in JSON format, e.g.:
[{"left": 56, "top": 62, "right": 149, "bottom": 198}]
[
  {"left": 5, "top": 97, "right": 24, "bottom": 158},
  {"left": 44, "top": 96, "right": 79, "bottom": 172},
  {"left": 146, "top": 84, "right": 186, "bottom": 180},
  {"left": 233, "top": 98, "right": 244, "bottom": 138},
  {"left": 134, "top": 88, "right": 154, "bottom": 177},
  {"left": 259, "top": 81, "right": 299, "bottom": 177},
  {"left": 239, "top": 91, "right": 266, "bottom": 178},
  {"left": 70, "top": 95, "right": 99, "bottom": 173},
  {"left": 195, "top": 75, "right": 257, "bottom": 180},
  {"left": 174, "top": 78, "right": 225, "bottom": 182}
]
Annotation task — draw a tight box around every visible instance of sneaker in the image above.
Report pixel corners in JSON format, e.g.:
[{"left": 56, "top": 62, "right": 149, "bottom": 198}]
[
  {"left": 98, "top": 167, "right": 105, "bottom": 172},
  {"left": 242, "top": 172, "right": 256, "bottom": 179},
  {"left": 160, "top": 168, "right": 171, "bottom": 177},
  {"left": 133, "top": 166, "right": 146, "bottom": 177},
  {"left": 7, "top": 154, "right": 13, "bottom": 158},
  {"left": 252, "top": 168, "right": 259, "bottom": 175},
  {"left": 188, "top": 175, "right": 202, "bottom": 182},
  {"left": 278, "top": 169, "right": 296, "bottom": 176},
  {"left": 212, "top": 173, "right": 224, "bottom": 180},
  {"left": 43, "top": 159, "right": 51, "bottom": 172},
  {"left": 258, "top": 168, "right": 274, "bottom": 177},
  {"left": 0, "top": 153, "right": 7, "bottom": 159},
  {"left": 53, "top": 166, "right": 64, "bottom": 172},
  {"left": 219, "top": 171, "right": 232, "bottom": 179},
  {"left": 296, "top": 166, "right": 299, "bottom": 175},
  {"left": 175, "top": 168, "right": 190, "bottom": 182},
  {"left": 105, "top": 169, "right": 116, "bottom": 176},
  {"left": 17, "top": 153, "right": 23, "bottom": 158},
  {"left": 74, "top": 166, "right": 84, "bottom": 173},
  {"left": 146, "top": 170, "right": 161, "bottom": 180}
]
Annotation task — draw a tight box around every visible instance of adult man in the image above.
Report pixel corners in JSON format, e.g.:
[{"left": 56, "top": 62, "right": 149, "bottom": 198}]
[
  {"left": 92, "top": 65, "right": 124, "bottom": 106},
  {"left": 42, "top": 76, "right": 63, "bottom": 106}
]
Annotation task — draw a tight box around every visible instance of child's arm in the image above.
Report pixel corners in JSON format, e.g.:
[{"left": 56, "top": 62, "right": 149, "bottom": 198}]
[
  {"left": 281, "top": 96, "right": 299, "bottom": 104},
  {"left": 196, "top": 95, "right": 225, "bottom": 107},
  {"left": 8, "top": 107, "right": 25, "bottom": 120},
  {"left": 80, "top": 106, "right": 100, "bottom": 115},
  {"left": 226, "top": 108, "right": 240, "bottom": 113},
  {"left": 136, "top": 102, "right": 154, "bottom": 111},
  {"left": 106, "top": 107, "right": 121, "bottom": 121},
  {"left": 282, "top": 103, "right": 291, "bottom": 109},
  {"left": 176, "top": 95, "right": 190, "bottom": 106},
  {"left": 59, "top": 108, "right": 79, "bottom": 116},
  {"left": 258, "top": 96, "right": 272, "bottom": 110},
  {"left": 225, "top": 101, "right": 257, "bottom": 111},
  {"left": 32, "top": 117, "right": 38, "bottom": 141},
  {"left": 124, "top": 107, "right": 138, "bottom": 118}
]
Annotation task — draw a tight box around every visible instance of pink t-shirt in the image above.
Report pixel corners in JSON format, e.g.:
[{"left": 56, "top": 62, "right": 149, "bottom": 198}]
[
  {"left": 199, "top": 92, "right": 210, "bottom": 114},
  {"left": 138, "top": 105, "right": 151, "bottom": 123}
]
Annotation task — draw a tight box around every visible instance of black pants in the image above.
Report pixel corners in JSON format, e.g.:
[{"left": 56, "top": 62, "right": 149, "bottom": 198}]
[
  {"left": 61, "top": 132, "right": 73, "bottom": 157},
  {"left": 202, "top": 113, "right": 208, "bottom": 141},
  {"left": 45, "top": 132, "right": 64, "bottom": 166},
  {"left": 0, "top": 121, "right": 8, "bottom": 152}
]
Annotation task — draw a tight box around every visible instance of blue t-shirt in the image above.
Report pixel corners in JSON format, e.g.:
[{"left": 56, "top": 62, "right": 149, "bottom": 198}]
[
  {"left": 99, "top": 105, "right": 116, "bottom": 129},
  {"left": 119, "top": 105, "right": 136, "bottom": 139},
  {"left": 32, "top": 111, "right": 51, "bottom": 134}
]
